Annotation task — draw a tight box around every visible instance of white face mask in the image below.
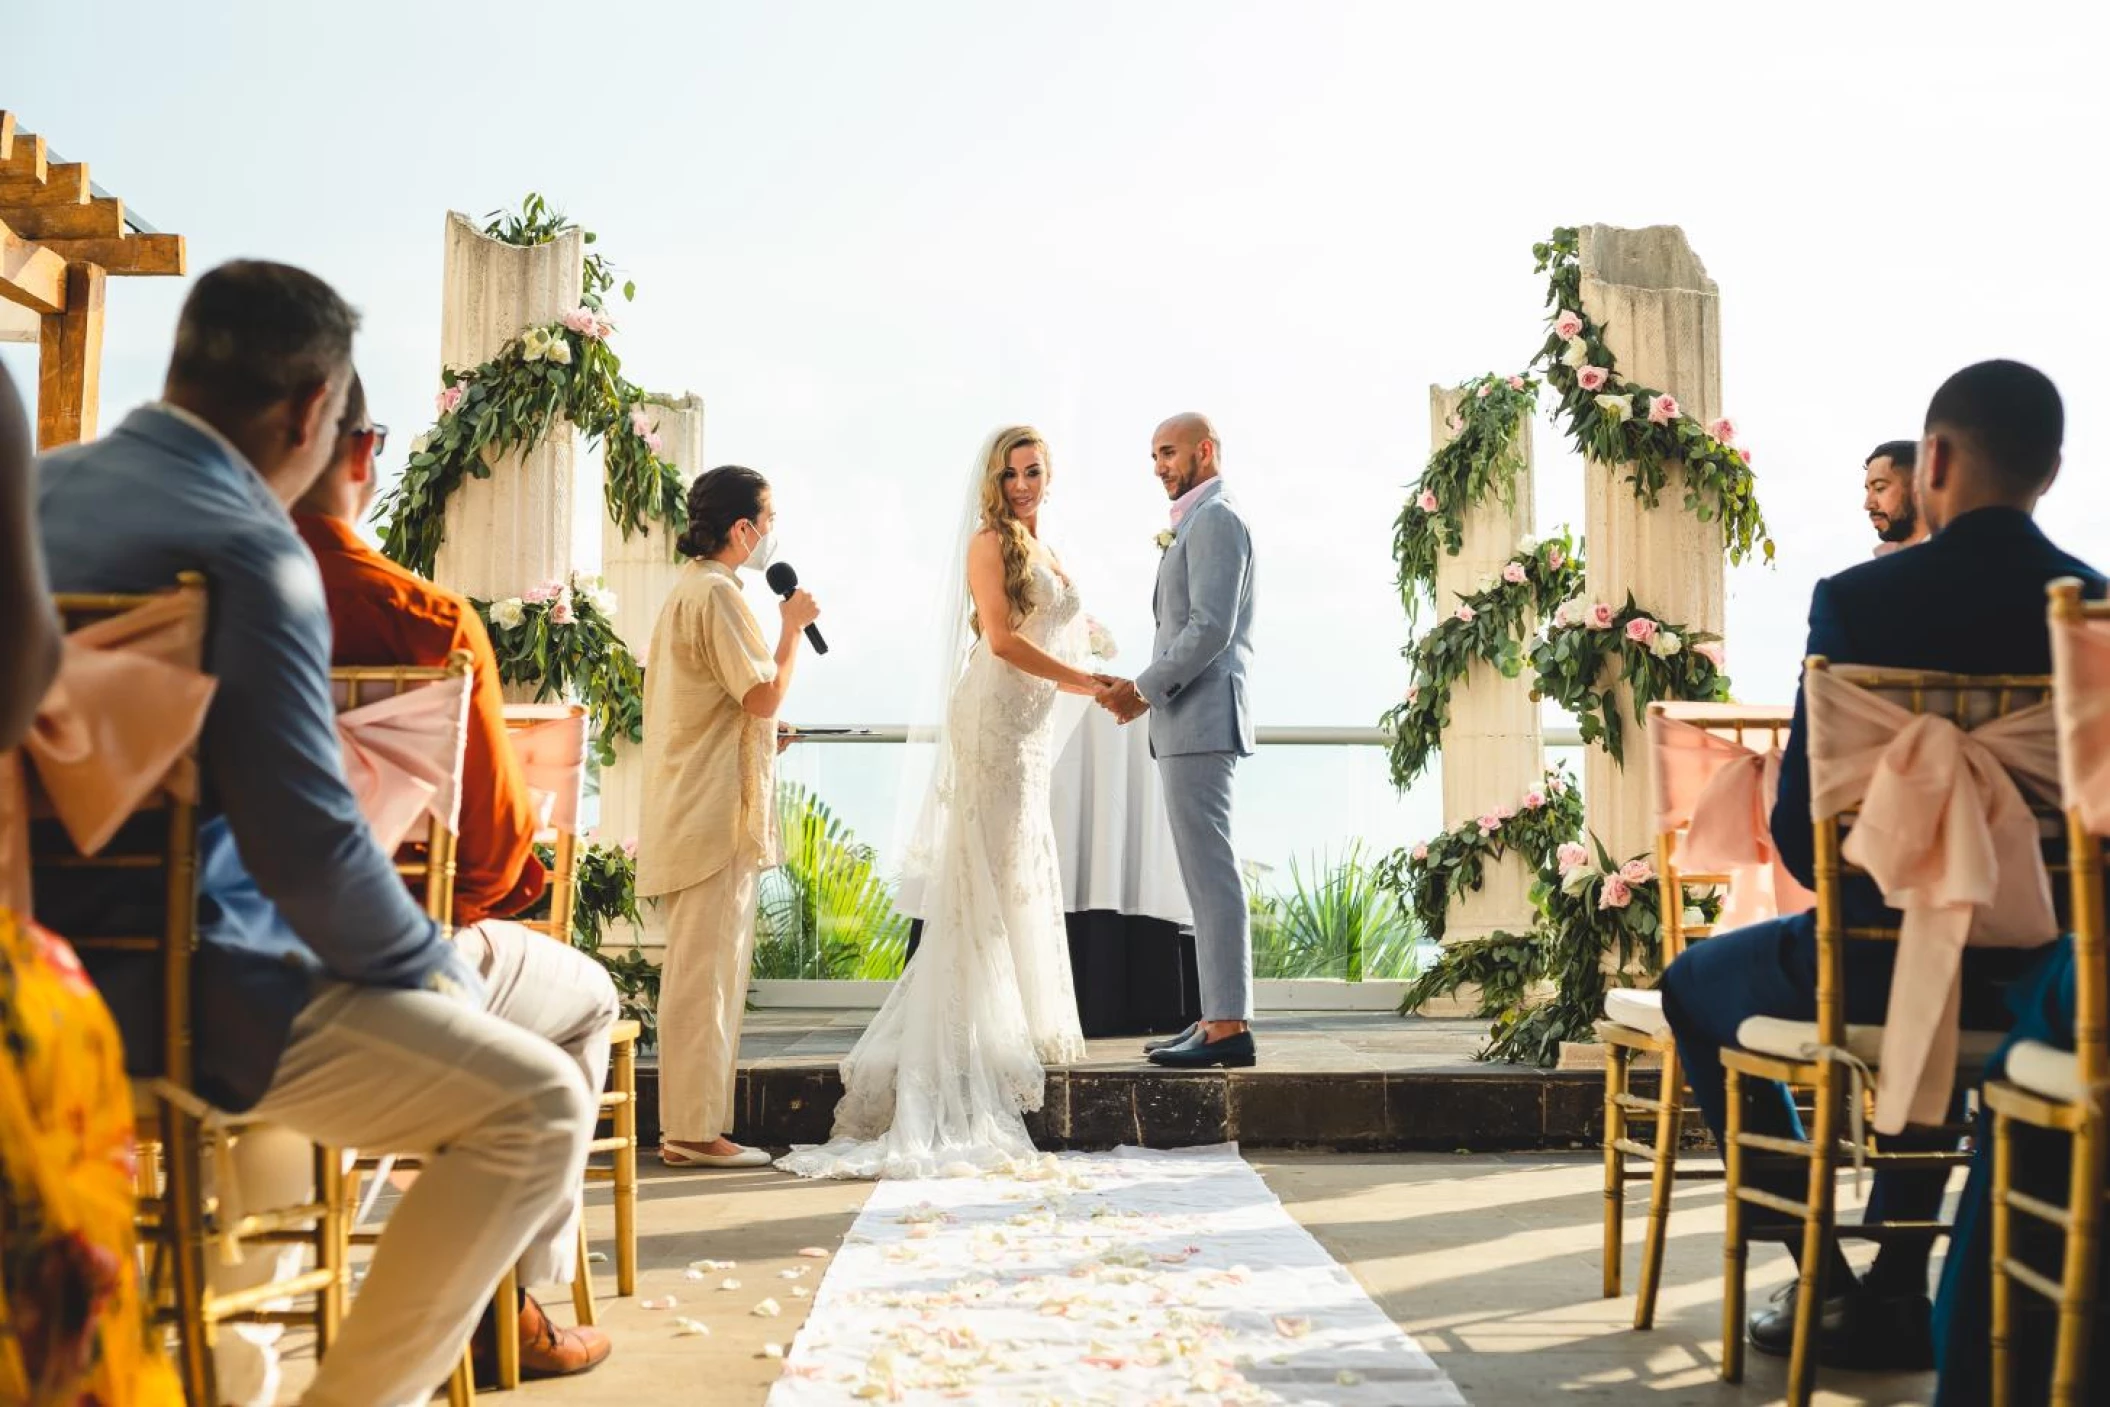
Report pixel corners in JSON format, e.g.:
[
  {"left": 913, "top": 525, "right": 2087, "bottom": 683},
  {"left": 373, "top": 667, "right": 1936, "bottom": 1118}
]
[{"left": 738, "top": 520, "right": 777, "bottom": 574}]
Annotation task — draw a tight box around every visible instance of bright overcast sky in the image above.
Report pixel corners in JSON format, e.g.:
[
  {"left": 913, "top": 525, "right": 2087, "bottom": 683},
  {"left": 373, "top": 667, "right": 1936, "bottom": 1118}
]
[{"left": 7, "top": 0, "right": 2106, "bottom": 860}]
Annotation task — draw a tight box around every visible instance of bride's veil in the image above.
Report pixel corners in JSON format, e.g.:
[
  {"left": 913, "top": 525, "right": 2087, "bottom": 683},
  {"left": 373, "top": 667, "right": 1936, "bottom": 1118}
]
[{"left": 891, "top": 427, "right": 1092, "bottom": 922}]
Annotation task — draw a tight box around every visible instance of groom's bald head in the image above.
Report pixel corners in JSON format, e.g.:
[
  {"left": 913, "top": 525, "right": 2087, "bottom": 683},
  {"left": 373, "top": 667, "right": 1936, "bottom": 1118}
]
[{"left": 1152, "top": 412, "right": 1222, "bottom": 499}]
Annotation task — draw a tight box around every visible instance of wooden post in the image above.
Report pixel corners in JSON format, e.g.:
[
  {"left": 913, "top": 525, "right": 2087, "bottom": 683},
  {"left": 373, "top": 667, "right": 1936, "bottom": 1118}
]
[{"left": 36, "top": 261, "right": 103, "bottom": 449}]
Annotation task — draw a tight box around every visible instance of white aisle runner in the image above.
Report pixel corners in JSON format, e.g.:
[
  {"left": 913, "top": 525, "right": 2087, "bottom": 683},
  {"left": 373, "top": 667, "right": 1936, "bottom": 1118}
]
[{"left": 767, "top": 1144, "right": 1465, "bottom": 1406}]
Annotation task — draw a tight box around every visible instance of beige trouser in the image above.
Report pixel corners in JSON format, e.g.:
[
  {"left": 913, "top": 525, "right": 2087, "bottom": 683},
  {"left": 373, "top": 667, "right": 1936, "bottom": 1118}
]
[
  {"left": 657, "top": 858, "right": 761, "bottom": 1144},
  {"left": 208, "top": 922, "right": 614, "bottom": 1407}
]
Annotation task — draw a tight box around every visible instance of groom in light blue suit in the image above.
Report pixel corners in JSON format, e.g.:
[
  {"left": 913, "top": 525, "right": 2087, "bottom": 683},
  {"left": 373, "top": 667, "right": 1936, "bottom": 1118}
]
[{"left": 1097, "top": 413, "right": 1258, "bottom": 1068}]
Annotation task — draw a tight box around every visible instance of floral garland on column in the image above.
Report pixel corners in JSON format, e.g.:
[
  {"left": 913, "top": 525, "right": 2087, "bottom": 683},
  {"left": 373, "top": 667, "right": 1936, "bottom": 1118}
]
[
  {"left": 1380, "top": 529, "right": 1581, "bottom": 789},
  {"left": 1529, "top": 594, "right": 1729, "bottom": 763},
  {"left": 1531, "top": 226, "right": 1772, "bottom": 565},
  {"left": 1392, "top": 372, "right": 1541, "bottom": 621},
  {"left": 375, "top": 196, "right": 686, "bottom": 580},
  {"left": 474, "top": 572, "right": 644, "bottom": 768},
  {"left": 1375, "top": 766, "right": 1583, "bottom": 943}
]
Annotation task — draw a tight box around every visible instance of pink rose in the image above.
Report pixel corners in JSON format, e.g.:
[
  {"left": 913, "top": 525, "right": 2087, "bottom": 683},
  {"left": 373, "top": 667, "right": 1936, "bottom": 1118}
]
[
  {"left": 1620, "top": 858, "right": 1655, "bottom": 886},
  {"left": 1508, "top": 375, "right": 1525, "bottom": 391},
  {"left": 1494, "top": 804, "right": 1516, "bottom": 821},
  {"left": 1707, "top": 417, "right": 1736, "bottom": 445},
  {"left": 1522, "top": 789, "right": 1546, "bottom": 810},
  {"left": 1546, "top": 545, "right": 1566, "bottom": 570},
  {"left": 1598, "top": 875, "right": 1632, "bottom": 910},
  {"left": 1502, "top": 561, "right": 1527, "bottom": 584},
  {"left": 646, "top": 431, "right": 665, "bottom": 456},
  {"left": 1455, "top": 604, "right": 1476, "bottom": 623},
  {"left": 1625, "top": 616, "right": 1659, "bottom": 646},
  {"left": 1549, "top": 775, "right": 1568, "bottom": 795},
  {"left": 1405, "top": 684, "right": 1420, "bottom": 704},
  {"left": 1476, "top": 382, "right": 1493, "bottom": 399},
  {"left": 1417, "top": 490, "right": 1440, "bottom": 513},
  {"left": 1740, "top": 448, "right": 1753, "bottom": 465},
  {"left": 435, "top": 382, "right": 465, "bottom": 416},
  {"left": 1694, "top": 641, "right": 1726, "bottom": 667},
  {"left": 1648, "top": 394, "right": 1680, "bottom": 425},
  {"left": 622, "top": 838, "right": 639, "bottom": 859},
  {"left": 630, "top": 405, "right": 654, "bottom": 437},
  {"left": 1553, "top": 310, "right": 1584, "bottom": 340},
  {"left": 549, "top": 593, "right": 576, "bottom": 626},
  {"left": 1412, "top": 843, "right": 1429, "bottom": 862},
  {"left": 1556, "top": 842, "right": 1590, "bottom": 873},
  {"left": 1477, "top": 814, "right": 1502, "bottom": 835},
  {"left": 522, "top": 581, "right": 562, "bottom": 605},
  {"left": 1586, "top": 602, "right": 1616, "bottom": 630},
  {"left": 1576, "top": 366, "right": 1610, "bottom": 392},
  {"left": 562, "top": 306, "right": 608, "bottom": 339}
]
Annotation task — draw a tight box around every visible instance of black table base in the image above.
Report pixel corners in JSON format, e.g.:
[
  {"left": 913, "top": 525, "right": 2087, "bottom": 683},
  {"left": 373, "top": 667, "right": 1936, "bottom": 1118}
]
[{"left": 904, "top": 910, "right": 1202, "bottom": 1038}]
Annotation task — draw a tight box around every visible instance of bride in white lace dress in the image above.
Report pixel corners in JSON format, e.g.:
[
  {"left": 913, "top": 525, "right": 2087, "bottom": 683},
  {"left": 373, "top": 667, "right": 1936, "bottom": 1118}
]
[{"left": 777, "top": 427, "right": 1101, "bottom": 1180}]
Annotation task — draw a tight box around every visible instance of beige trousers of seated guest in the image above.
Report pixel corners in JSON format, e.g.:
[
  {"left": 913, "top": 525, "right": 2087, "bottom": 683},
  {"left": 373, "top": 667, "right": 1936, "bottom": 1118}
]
[
  {"left": 210, "top": 922, "right": 616, "bottom": 1407},
  {"left": 658, "top": 857, "right": 762, "bottom": 1144}
]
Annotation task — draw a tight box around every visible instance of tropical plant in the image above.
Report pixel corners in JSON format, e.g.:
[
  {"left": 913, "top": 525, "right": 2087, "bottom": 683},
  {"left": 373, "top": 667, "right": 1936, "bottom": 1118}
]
[
  {"left": 1250, "top": 843, "right": 1421, "bottom": 981},
  {"left": 752, "top": 782, "right": 913, "bottom": 980}
]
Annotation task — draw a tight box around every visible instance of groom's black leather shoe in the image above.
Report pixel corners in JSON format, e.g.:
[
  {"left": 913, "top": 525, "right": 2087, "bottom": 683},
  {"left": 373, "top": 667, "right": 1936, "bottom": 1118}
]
[
  {"left": 1142, "top": 1023, "right": 1198, "bottom": 1055},
  {"left": 1148, "top": 1029, "right": 1256, "bottom": 1069}
]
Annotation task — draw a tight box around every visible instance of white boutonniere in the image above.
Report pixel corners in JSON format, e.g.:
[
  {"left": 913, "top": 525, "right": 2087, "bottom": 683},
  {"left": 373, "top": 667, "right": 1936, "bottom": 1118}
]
[{"left": 1154, "top": 529, "right": 1176, "bottom": 554}]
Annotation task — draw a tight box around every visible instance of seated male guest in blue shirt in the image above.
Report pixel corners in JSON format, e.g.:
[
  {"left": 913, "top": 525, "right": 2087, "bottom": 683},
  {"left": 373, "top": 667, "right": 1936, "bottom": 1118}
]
[
  {"left": 35, "top": 262, "right": 599, "bottom": 1407},
  {"left": 1659, "top": 360, "right": 2091, "bottom": 1372}
]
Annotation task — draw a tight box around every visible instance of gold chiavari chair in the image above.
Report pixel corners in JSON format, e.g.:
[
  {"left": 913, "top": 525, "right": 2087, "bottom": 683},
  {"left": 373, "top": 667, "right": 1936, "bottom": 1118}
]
[
  {"left": 1599, "top": 701, "right": 1795, "bottom": 1329},
  {"left": 1983, "top": 578, "right": 2110, "bottom": 1406},
  {"left": 500, "top": 702, "right": 641, "bottom": 1385},
  {"left": 1719, "top": 660, "right": 2064, "bottom": 1405},
  {"left": 34, "top": 576, "right": 346, "bottom": 1406}
]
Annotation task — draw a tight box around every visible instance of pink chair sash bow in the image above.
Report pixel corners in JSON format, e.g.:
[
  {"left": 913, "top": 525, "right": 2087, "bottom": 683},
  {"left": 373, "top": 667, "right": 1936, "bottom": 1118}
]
[
  {"left": 1648, "top": 709, "right": 1815, "bottom": 933},
  {"left": 1805, "top": 669, "right": 2060, "bottom": 1133},
  {"left": 336, "top": 675, "right": 471, "bottom": 853},
  {"left": 2, "top": 592, "right": 216, "bottom": 915},
  {"left": 503, "top": 707, "right": 588, "bottom": 835},
  {"left": 2052, "top": 615, "right": 2110, "bottom": 837}
]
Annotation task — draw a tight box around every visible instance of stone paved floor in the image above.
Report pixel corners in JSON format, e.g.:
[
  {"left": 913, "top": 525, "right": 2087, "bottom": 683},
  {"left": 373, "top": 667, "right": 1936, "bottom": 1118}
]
[{"left": 275, "top": 1151, "right": 1933, "bottom": 1405}]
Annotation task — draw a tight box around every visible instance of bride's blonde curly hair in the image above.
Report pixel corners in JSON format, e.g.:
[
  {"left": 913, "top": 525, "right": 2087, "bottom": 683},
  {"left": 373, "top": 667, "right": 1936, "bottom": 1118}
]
[{"left": 971, "top": 425, "right": 1049, "bottom": 638}]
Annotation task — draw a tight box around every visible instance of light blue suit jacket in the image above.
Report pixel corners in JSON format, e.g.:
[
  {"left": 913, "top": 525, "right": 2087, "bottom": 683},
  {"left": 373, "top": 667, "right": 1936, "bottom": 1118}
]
[{"left": 1137, "top": 479, "right": 1256, "bottom": 758}]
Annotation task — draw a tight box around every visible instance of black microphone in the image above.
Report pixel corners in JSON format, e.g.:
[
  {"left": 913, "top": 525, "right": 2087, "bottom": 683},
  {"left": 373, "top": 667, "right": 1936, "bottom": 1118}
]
[{"left": 765, "top": 561, "right": 828, "bottom": 655}]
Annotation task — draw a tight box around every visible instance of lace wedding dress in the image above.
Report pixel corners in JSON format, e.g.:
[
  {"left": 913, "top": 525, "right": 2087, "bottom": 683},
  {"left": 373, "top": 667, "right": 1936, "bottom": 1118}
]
[{"left": 777, "top": 559, "right": 1089, "bottom": 1179}]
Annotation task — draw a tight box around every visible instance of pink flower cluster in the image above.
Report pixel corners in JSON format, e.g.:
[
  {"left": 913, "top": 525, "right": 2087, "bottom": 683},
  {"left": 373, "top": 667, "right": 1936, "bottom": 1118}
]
[
  {"left": 1707, "top": 417, "right": 1737, "bottom": 445},
  {"left": 1576, "top": 366, "right": 1610, "bottom": 393},
  {"left": 1454, "top": 603, "right": 1476, "bottom": 623},
  {"left": 1546, "top": 545, "right": 1566, "bottom": 570},
  {"left": 1553, "top": 309, "right": 1584, "bottom": 340},
  {"left": 1476, "top": 382, "right": 1494, "bottom": 399},
  {"left": 1419, "top": 774, "right": 1569, "bottom": 860},
  {"left": 1556, "top": 842, "right": 1590, "bottom": 873},
  {"left": 1502, "top": 561, "right": 1528, "bottom": 585},
  {"left": 1508, "top": 375, "right": 1526, "bottom": 391},
  {"left": 563, "top": 305, "right": 616, "bottom": 340},
  {"left": 1694, "top": 640, "right": 1726, "bottom": 668},
  {"left": 435, "top": 382, "right": 466, "bottom": 416},
  {"left": 1647, "top": 394, "right": 1680, "bottom": 425},
  {"left": 1598, "top": 858, "right": 1657, "bottom": 911},
  {"left": 521, "top": 579, "right": 577, "bottom": 624},
  {"left": 1417, "top": 489, "right": 1440, "bottom": 514},
  {"left": 1625, "top": 616, "right": 1658, "bottom": 646},
  {"left": 1586, "top": 602, "right": 1616, "bottom": 630},
  {"left": 629, "top": 405, "right": 666, "bottom": 456}
]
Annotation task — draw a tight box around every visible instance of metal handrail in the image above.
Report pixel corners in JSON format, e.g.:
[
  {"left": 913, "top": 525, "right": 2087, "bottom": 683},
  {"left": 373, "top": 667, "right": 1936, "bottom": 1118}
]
[{"left": 787, "top": 724, "right": 1587, "bottom": 747}]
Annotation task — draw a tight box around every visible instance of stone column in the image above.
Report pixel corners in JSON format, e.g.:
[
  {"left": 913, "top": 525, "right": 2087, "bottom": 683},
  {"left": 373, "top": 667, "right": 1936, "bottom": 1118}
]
[
  {"left": 432, "top": 211, "right": 585, "bottom": 603},
  {"left": 1429, "top": 385, "right": 1543, "bottom": 949},
  {"left": 595, "top": 392, "right": 704, "bottom": 855},
  {"left": 1578, "top": 224, "right": 1725, "bottom": 866}
]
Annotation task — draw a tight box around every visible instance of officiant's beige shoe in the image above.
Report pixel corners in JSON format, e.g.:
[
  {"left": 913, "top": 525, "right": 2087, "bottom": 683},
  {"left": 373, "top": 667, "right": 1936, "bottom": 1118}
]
[{"left": 661, "top": 1142, "right": 772, "bottom": 1169}]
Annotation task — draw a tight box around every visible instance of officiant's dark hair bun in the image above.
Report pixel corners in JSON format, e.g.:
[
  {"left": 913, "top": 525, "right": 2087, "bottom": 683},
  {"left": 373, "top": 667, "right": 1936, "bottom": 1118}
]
[{"left": 678, "top": 466, "right": 770, "bottom": 558}]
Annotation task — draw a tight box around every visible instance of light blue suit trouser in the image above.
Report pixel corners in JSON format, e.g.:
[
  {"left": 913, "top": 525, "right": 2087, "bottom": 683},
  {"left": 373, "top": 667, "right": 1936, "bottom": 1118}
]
[{"left": 1158, "top": 751, "right": 1251, "bottom": 1021}]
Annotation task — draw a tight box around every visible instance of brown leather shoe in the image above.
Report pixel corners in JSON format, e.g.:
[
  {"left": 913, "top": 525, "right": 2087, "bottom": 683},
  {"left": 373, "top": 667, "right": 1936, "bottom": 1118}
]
[{"left": 472, "top": 1291, "right": 613, "bottom": 1385}]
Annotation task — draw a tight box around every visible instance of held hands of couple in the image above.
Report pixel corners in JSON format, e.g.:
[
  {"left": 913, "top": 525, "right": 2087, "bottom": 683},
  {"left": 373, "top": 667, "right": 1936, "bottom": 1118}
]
[{"left": 1091, "top": 673, "right": 1149, "bottom": 724}]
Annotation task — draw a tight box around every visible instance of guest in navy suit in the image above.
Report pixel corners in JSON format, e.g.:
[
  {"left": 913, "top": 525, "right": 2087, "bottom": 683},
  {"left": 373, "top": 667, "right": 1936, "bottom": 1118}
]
[{"left": 1659, "top": 360, "right": 2092, "bottom": 1371}]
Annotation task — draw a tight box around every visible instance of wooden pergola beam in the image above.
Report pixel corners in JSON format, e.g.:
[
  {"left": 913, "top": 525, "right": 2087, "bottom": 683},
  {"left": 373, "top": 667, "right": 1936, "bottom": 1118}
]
[
  {"left": 1, "top": 196, "right": 125, "bottom": 242},
  {"left": 0, "top": 217, "right": 66, "bottom": 315},
  {"left": 33, "top": 233, "right": 184, "bottom": 277},
  {"left": 0, "top": 112, "right": 14, "bottom": 161},
  {"left": 38, "top": 262, "right": 105, "bottom": 450},
  {"left": 0, "top": 162, "right": 91, "bottom": 205},
  {"left": 0, "top": 132, "right": 46, "bottom": 185}
]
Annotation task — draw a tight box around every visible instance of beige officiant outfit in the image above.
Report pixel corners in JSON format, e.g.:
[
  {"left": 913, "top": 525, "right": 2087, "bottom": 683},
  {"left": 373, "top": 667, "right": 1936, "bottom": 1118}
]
[{"left": 637, "top": 560, "right": 780, "bottom": 1144}]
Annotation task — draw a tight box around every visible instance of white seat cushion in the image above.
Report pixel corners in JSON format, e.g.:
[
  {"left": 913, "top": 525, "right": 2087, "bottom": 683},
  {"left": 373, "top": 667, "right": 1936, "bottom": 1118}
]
[
  {"left": 1735, "top": 1017, "right": 2008, "bottom": 1070},
  {"left": 2006, "top": 1040, "right": 2082, "bottom": 1103},
  {"left": 1603, "top": 987, "right": 1670, "bottom": 1036}
]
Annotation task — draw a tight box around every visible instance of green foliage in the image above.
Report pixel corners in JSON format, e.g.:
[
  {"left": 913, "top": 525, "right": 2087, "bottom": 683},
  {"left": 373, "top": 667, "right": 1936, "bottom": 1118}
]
[
  {"left": 375, "top": 195, "right": 686, "bottom": 581},
  {"left": 1528, "top": 594, "right": 1729, "bottom": 764},
  {"left": 1393, "top": 372, "right": 1542, "bottom": 623},
  {"left": 529, "top": 839, "right": 660, "bottom": 1046},
  {"left": 752, "top": 782, "right": 913, "bottom": 981},
  {"left": 1395, "top": 929, "right": 1547, "bottom": 1019},
  {"left": 469, "top": 576, "right": 643, "bottom": 767},
  {"left": 1250, "top": 843, "right": 1422, "bottom": 982},
  {"left": 1373, "top": 765, "right": 1583, "bottom": 945},
  {"left": 1380, "top": 528, "right": 1582, "bottom": 789},
  {"left": 1531, "top": 227, "right": 1773, "bottom": 566}
]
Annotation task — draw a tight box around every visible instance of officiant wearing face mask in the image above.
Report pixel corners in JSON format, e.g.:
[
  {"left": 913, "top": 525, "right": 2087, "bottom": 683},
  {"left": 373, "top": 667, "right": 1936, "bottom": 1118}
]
[{"left": 637, "top": 466, "right": 819, "bottom": 1168}]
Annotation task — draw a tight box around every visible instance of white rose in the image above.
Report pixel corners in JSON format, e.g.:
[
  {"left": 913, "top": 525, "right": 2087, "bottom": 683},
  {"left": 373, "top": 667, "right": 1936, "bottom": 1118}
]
[
  {"left": 1650, "top": 629, "right": 1683, "bottom": 659},
  {"left": 1476, "top": 572, "right": 1498, "bottom": 595},
  {"left": 1560, "top": 864, "right": 1600, "bottom": 896},
  {"left": 1561, "top": 337, "right": 1590, "bottom": 368},
  {"left": 489, "top": 598, "right": 526, "bottom": 630},
  {"left": 547, "top": 338, "right": 574, "bottom": 366},
  {"left": 1554, "top": 596, "right": 1587, "bottom": 629},
  {"left": 521, "top": 328, "right": 550, "bottom": 363},
  {"left": 589, "top": 586, "right": 618, "bottom": 618},
  {"left": 411, "top": 432, "right": 433, "bottom": 455},
  {"left": 1594, "top": 393, "right": 1635, "bottom": 423},
  {"left": 1682, "top": 907, "right": 1707, "bottom": 927},
  {"left": 1518, "top": 534, "right": 1540, "bottom": 554}
]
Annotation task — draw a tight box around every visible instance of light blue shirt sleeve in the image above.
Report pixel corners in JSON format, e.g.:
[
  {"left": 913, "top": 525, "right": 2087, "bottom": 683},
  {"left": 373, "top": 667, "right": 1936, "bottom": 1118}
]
[{"left": 207, "top": 521, "right": 482, "bottom": 1001}]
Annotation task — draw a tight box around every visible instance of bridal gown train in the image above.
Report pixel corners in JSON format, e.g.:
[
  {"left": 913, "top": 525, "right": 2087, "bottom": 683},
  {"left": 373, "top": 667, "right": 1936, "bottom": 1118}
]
[{"left": 777, "top": 561, "right": 1088, "bottom": 1180}]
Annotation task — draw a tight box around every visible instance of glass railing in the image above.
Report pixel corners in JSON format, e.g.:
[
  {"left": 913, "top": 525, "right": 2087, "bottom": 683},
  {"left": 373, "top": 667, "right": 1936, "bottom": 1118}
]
[{"left": 741, "top": 726, "right": 1584, "bottom": 983}]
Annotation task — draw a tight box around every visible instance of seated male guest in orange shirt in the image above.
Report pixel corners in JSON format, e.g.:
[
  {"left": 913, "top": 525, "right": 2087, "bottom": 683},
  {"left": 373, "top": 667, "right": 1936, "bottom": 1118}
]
[{"left": 277, "top": 372, "right": 620, "bottom": 1385}]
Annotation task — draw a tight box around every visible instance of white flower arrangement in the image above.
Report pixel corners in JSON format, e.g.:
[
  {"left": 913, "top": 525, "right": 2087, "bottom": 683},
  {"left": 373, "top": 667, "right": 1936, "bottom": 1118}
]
[{"left": 1084, "top": 616, "right": 1118, "bottom": 661}]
